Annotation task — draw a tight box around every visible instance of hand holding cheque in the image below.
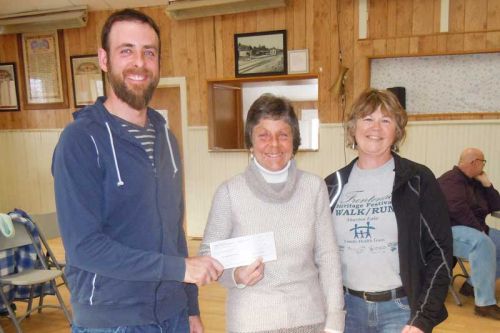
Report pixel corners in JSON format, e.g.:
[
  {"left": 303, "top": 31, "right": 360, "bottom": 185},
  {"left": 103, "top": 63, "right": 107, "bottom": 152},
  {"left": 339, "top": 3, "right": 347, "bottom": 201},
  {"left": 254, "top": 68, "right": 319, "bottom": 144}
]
[
  {"left": 184, "top": 256, "right": 223, "bottom": 286},
  {"left": 185, "top": 232, "right": 277, "bottom": 287},
  {"left": 210, "top": 232, "right": 277, "bottom": 286}
]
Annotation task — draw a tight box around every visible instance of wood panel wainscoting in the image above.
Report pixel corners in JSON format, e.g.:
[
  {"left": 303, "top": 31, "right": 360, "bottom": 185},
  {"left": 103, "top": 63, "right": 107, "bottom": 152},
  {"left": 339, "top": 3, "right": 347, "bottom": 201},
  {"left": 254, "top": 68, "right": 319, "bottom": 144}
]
[
  {"left": 1, "top": 120, "right": 500, "bottom": 237},
  {"left": 0, "top": 238, "right": 499, "bottom": 333}
]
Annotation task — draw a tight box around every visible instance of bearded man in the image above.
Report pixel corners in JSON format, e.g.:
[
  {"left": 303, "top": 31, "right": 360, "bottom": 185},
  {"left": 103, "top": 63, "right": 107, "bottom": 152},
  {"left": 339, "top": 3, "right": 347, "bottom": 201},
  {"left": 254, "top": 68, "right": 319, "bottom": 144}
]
[{"left": 52, "top": 9, "right": 222, "bottom": 333}]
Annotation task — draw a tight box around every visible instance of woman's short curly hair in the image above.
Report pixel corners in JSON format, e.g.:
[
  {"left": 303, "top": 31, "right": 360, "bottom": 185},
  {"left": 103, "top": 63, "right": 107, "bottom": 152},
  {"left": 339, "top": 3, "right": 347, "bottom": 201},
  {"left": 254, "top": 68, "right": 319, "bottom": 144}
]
[
  {"left": 345, "top": 88, "right": 408, "bottom": 151},
  {"left": 245, "top": 93, "right": 301, "bottom": 154}
]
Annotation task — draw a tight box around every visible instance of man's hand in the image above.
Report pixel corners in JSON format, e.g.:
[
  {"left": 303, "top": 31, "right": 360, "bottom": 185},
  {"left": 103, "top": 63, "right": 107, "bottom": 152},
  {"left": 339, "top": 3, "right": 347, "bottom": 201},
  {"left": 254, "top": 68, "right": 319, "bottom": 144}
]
[
  {"left": 475, "top": 171, "right": 492, "bottom": 187},
  {"left": 401, "top": 325, "right": 424, "bottom": 333},
  {"left": 189, "top": 315, "right": 204, "bottom": 333},
  {"left": 234, "top": 258, "right": 264, "bottom": 286},
  {"left": 184, "top": 256, "right": 223, "bottom": 286}
]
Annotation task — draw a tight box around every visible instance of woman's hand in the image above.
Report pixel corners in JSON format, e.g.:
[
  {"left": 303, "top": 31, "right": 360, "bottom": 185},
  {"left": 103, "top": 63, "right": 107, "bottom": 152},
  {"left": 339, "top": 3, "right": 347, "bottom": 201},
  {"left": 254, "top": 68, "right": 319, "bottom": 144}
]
[
  {"left": 401, "top": 325, "right": 424, "bottom": 333},
  {"left": 234, "top": 258, "right": 265, "bottom": 286}
]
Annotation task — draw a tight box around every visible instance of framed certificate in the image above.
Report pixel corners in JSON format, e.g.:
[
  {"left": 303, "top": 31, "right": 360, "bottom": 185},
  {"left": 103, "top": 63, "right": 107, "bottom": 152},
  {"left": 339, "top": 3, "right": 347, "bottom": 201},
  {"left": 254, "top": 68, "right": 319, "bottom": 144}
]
[
  {"left": 70, "top": 55, "right": 105, "bottom": 107},
  {"left": 18, "top": 30, "right": 69, "bottom": 109},
  {"left": 287, "top": 49, "right": 309, "bottom": 74},
  {"left": 0, "top": 63, "right": 20, "bottom": 111}
]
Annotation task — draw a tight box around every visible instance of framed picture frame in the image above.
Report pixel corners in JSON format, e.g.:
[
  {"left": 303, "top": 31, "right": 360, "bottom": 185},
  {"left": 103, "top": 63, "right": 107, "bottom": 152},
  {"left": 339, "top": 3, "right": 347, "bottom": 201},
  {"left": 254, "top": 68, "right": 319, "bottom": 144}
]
[
  {"left": 70, "top": 55, "right": 105, "bottom": 108},
  {"left": 0, "top": 62, "right": 20, "bottom": 111},
  {"left": 287, "top": 49, "right": 309, "bottom": 74},
  {"left": 234, "top": 30, "right": 287, "bottom": 77},
  {"left": 18, "top": 30, "right": 69, "bottom": 110}
]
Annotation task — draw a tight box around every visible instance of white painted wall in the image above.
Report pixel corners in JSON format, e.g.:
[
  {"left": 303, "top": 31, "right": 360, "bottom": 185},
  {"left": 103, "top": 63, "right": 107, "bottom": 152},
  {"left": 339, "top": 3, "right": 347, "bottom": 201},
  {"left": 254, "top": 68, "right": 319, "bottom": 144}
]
[{"left": 1, "top": 120, "right": 500, "bottom": 237}]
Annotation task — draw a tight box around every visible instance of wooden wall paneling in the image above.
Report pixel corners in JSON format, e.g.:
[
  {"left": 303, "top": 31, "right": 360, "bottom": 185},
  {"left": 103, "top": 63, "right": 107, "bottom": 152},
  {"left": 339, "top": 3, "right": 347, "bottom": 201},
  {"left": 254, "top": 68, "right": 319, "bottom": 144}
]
[
  {"left": 214, "top": 16, "right": 224, "bottom": 78},
  {"left": 416, "top": 35, "right": 439, "bottom": 54},
  {"left": 487, "top": 0, "right": 500, "bottom": 30},
  {"left": 396, "top": 0, "right": 413, "bottom": 36},
  {"left": 372, "top": 39, "right": 387, "bottom": 56},
  {"left": 409, "top": 36, "right": 419, "bottom": 53},
  {"left": 157, "top": 10, "right": 175, "bottom": 77},
  {"left": 305, "top": 0, "right": 315, "bottom": 71},
  {"left": 386, "top": 0, "right": 398, "bottom": 38},
  {"left": 196, "top": 18, "right": 215, "bottom": 125},
  {"left": 436, "top": 34, "right": 449, "bottom": 52},
  {"left": 63, "top": 31, "right": 76, "bottom": 111},
  {"left": 368, "top": 0, "right": 388, "bottom": 39},
  {"left": 273, "top": 7, "right": 286, "bottom": 30},
  {"left": 465, "top": 0, "right": 488, "bottom": 31},
  {"left": 464, "top": 32, "right": 487, "bottom": 50},
  {"left": 486, "top": 31, "right": 500, "bottom": 48},
  {"left": 285, "top": 0, "right": 295, "bottom": 49},
  {"left": 170, "top": 20, "right": 188, "bottom": 78},
  {"left": 220, "top": 15, "right": 237, "bottom": 78},
  {"left": 446, "top": 33, "right": 465, "bottom": 51},
  {"left": 449, "top": 0, "right": 465, "bottom": 33},
  {"left": 353, "top": 40, "right": 372, "bottom": 99},
  {"left": 341, "top": 0, "right": 355, "bottom": 120},
  {"left": 412, "top": 0, "right": 436, "bottom": 35},
  {"left": 433, "top": 0, "right": 442, "bottom": 33},
  {"left": 186, "top": 20, "right": 202, "bottom": 125},
  {"left": 386, "top": 38, "right": 397, "bottom": 53},
  {"left": 255, "top": 8, "right": 275, "bottom": 32},
  {"left": 291, "top": 0, "right": 306, "bottom": 50},
  {"left": 329, "top": 0, "right": 341, "bottom": 123},
  {"left": 313, "top": 0, "right": 333, "bottom": 124}
]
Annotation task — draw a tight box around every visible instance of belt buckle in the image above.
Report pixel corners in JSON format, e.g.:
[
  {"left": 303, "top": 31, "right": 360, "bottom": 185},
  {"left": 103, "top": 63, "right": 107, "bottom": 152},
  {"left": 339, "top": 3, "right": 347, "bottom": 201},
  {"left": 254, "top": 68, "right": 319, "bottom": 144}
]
[{"left": 363, "top": 291, "right": 369, "bottom": 301}]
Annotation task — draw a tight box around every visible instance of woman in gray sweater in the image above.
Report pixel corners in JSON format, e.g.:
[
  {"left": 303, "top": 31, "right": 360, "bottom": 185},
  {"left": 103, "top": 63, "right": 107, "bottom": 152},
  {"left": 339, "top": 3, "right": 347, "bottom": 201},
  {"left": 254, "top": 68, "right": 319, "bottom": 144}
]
[{"left": 199, "top": 94, "right": 345, "bottom": 333}]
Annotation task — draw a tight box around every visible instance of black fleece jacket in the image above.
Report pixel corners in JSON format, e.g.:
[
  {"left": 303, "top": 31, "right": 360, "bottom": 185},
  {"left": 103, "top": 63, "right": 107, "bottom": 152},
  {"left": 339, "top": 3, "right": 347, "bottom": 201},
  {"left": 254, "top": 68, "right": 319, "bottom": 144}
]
[{"left": 325, "top": 153, "right": 453, "bottom": 333}]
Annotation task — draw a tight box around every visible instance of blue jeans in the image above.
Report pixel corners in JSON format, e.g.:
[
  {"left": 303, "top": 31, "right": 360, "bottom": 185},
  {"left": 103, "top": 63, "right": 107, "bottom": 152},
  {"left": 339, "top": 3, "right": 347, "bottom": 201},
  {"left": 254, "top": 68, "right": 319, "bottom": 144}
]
[
  {"left": 344, "top": 293, "right": 410, "bottom": 333},
  {"left": 71, "top": 308, "right": 189, "bottom": 333},
  {"left": 452, "top": 226, "right": 500, "bottom": 306}
]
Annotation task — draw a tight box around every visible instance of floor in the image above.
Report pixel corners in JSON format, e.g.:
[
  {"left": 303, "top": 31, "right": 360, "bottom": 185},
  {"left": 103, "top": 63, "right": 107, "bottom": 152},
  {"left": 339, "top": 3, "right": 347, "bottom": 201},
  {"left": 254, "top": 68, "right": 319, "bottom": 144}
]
[{"left": 1, "top": 239, "right": 499, "bottom": 333}]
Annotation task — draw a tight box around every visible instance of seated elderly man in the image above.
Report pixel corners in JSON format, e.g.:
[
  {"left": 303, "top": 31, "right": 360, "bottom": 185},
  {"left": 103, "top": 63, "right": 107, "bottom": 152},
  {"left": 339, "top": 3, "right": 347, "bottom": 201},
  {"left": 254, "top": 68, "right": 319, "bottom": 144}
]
[{"left": 438, "top": 147, "right": 500, "bottom": 320}]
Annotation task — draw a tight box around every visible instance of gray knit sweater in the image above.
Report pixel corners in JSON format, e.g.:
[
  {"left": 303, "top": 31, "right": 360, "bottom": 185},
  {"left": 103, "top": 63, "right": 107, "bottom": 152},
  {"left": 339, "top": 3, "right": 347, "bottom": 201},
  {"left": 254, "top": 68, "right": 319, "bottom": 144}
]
[{"left": 199, "top": 160, "right": 345, "bottom": 332}]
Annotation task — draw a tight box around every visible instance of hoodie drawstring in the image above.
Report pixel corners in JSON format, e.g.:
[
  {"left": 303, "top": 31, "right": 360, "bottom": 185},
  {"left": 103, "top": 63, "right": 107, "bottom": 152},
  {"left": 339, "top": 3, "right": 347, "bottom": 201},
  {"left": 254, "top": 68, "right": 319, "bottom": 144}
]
[
  {"left": 105, "top": 122, "right": 125, "bottom": 187},
  {"left": 164, "top": 118, "right": 178, "bottom": 176}
]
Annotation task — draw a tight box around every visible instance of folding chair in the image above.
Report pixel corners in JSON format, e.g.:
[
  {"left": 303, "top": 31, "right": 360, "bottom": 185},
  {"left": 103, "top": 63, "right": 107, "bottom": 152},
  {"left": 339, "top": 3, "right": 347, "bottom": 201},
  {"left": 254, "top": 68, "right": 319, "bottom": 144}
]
[
  {"left": 0, "top": 218, "right": 71, "bottom": 333},
  {"left": 28, "top": 213, "right": 67, "bottom": 276},
  {"left": 449, "top": 256, "right": 471, "bottom": 306}
]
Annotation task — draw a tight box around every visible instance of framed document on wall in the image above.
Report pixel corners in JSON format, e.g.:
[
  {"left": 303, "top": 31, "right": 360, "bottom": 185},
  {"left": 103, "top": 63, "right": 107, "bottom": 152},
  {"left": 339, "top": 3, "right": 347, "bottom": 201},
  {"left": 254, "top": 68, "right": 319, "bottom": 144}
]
[
  {"left": 18, "top": 30, "right": 69, "bottom": 109},
  {"left": 70, "top": 55, "right": 105, "bottom": 107},
  {"left": 0, "top": 63, "right": 20, "bottom": 111}
]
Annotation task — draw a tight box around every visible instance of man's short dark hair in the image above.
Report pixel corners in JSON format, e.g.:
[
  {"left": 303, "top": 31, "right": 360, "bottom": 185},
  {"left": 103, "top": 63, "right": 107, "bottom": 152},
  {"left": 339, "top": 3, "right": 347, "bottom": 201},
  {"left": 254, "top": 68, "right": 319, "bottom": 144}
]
[{"left": 101, "top": 8, "right": 161, "bottom": 53}]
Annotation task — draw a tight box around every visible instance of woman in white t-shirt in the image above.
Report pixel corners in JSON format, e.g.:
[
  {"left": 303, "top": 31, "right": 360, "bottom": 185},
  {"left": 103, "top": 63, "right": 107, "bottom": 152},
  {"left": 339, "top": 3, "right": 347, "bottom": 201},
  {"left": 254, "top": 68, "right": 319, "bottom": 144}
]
[{"left": 325, "top": 89, "right": 453, "bottom": 333}]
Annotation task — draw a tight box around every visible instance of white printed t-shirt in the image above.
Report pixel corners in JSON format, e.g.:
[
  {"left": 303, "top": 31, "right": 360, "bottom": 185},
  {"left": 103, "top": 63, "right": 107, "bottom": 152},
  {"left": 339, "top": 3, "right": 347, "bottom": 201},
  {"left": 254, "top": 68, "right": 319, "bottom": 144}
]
[{"left": 333, "top": 158, "right": 402, "bottom": 292}]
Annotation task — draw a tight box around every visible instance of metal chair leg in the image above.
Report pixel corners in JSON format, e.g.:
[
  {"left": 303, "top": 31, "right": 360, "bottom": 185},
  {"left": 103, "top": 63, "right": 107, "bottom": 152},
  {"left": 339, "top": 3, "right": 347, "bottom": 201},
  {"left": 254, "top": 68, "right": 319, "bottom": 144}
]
[
  {"left": 0, "top": 290, "right": 22, "bottom": 333},
  {"left": 51, "top": 280, "right": 72, "bottom": 325}
]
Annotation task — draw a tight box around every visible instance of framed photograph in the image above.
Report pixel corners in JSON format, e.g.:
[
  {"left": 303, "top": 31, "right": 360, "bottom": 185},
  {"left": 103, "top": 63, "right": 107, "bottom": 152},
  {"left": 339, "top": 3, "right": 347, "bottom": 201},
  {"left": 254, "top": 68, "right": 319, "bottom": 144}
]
[
  {"left": 234, "top": 30, "right": 287, "bottom": 77},
  {"left": 288, "top": 49, "right": 309, "bottom": 74},
  {"left": 0, "top": 63, "right": 20, "bottom": 111},
  {"left": 70, "top": 55, "right": 105, "bottom": 107},
  {"left": 18, "top": 30, "right": 69, "bottom": 110}
]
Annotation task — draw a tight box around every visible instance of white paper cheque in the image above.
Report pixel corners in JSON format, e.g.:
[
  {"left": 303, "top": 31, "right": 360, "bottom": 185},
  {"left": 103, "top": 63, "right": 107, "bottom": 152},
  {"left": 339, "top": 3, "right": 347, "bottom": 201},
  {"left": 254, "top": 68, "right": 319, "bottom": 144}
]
[{"left": 209, "top": 232, "right": 277, "bottom": 269}]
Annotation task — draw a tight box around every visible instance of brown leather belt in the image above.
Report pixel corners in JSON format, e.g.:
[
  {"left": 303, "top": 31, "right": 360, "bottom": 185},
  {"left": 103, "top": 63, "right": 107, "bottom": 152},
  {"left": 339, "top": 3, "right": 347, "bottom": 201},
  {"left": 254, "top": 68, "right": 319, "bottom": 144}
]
[{"left": 344, "top": 286, "right": 406, "bottom": 302}]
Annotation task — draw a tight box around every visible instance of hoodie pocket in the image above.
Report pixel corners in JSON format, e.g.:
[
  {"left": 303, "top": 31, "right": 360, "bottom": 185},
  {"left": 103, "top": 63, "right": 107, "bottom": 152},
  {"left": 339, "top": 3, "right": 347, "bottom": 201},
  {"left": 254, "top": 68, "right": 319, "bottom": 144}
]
[
  {"left": 66, "top": 266, "right": 154, "bottom": 306},
  {"left": 89, "top": 275, "right": 155, "bottom": 306},
  {"left": 65, "top": 265, "right": 98, "bottom": 305}
]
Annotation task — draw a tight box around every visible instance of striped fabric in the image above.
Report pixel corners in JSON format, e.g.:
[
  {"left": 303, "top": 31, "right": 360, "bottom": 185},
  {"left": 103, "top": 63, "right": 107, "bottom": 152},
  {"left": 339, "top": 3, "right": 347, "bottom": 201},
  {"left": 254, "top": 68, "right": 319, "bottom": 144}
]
[{"left": 113, "top": 116, "right": 156, "bottom": 166}]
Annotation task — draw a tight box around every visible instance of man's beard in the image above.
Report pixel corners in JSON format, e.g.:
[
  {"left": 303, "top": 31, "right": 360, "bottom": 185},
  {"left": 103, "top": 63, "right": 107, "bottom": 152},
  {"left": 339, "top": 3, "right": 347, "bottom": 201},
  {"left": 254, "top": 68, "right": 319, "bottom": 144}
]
[{"left": 107, "top": 61, "right": 159, "bottom": 110}]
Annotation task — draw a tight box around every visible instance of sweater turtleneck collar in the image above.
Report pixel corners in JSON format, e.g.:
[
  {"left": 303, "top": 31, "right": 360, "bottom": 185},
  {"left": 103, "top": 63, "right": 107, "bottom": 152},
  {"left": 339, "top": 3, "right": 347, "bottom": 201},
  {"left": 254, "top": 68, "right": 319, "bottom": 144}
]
[
  {"left": 244, "top": 159, "right": 301, "bottom": 203},
  {"left": 253, "top": 158, "right": 291, "bottom": 184}
]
